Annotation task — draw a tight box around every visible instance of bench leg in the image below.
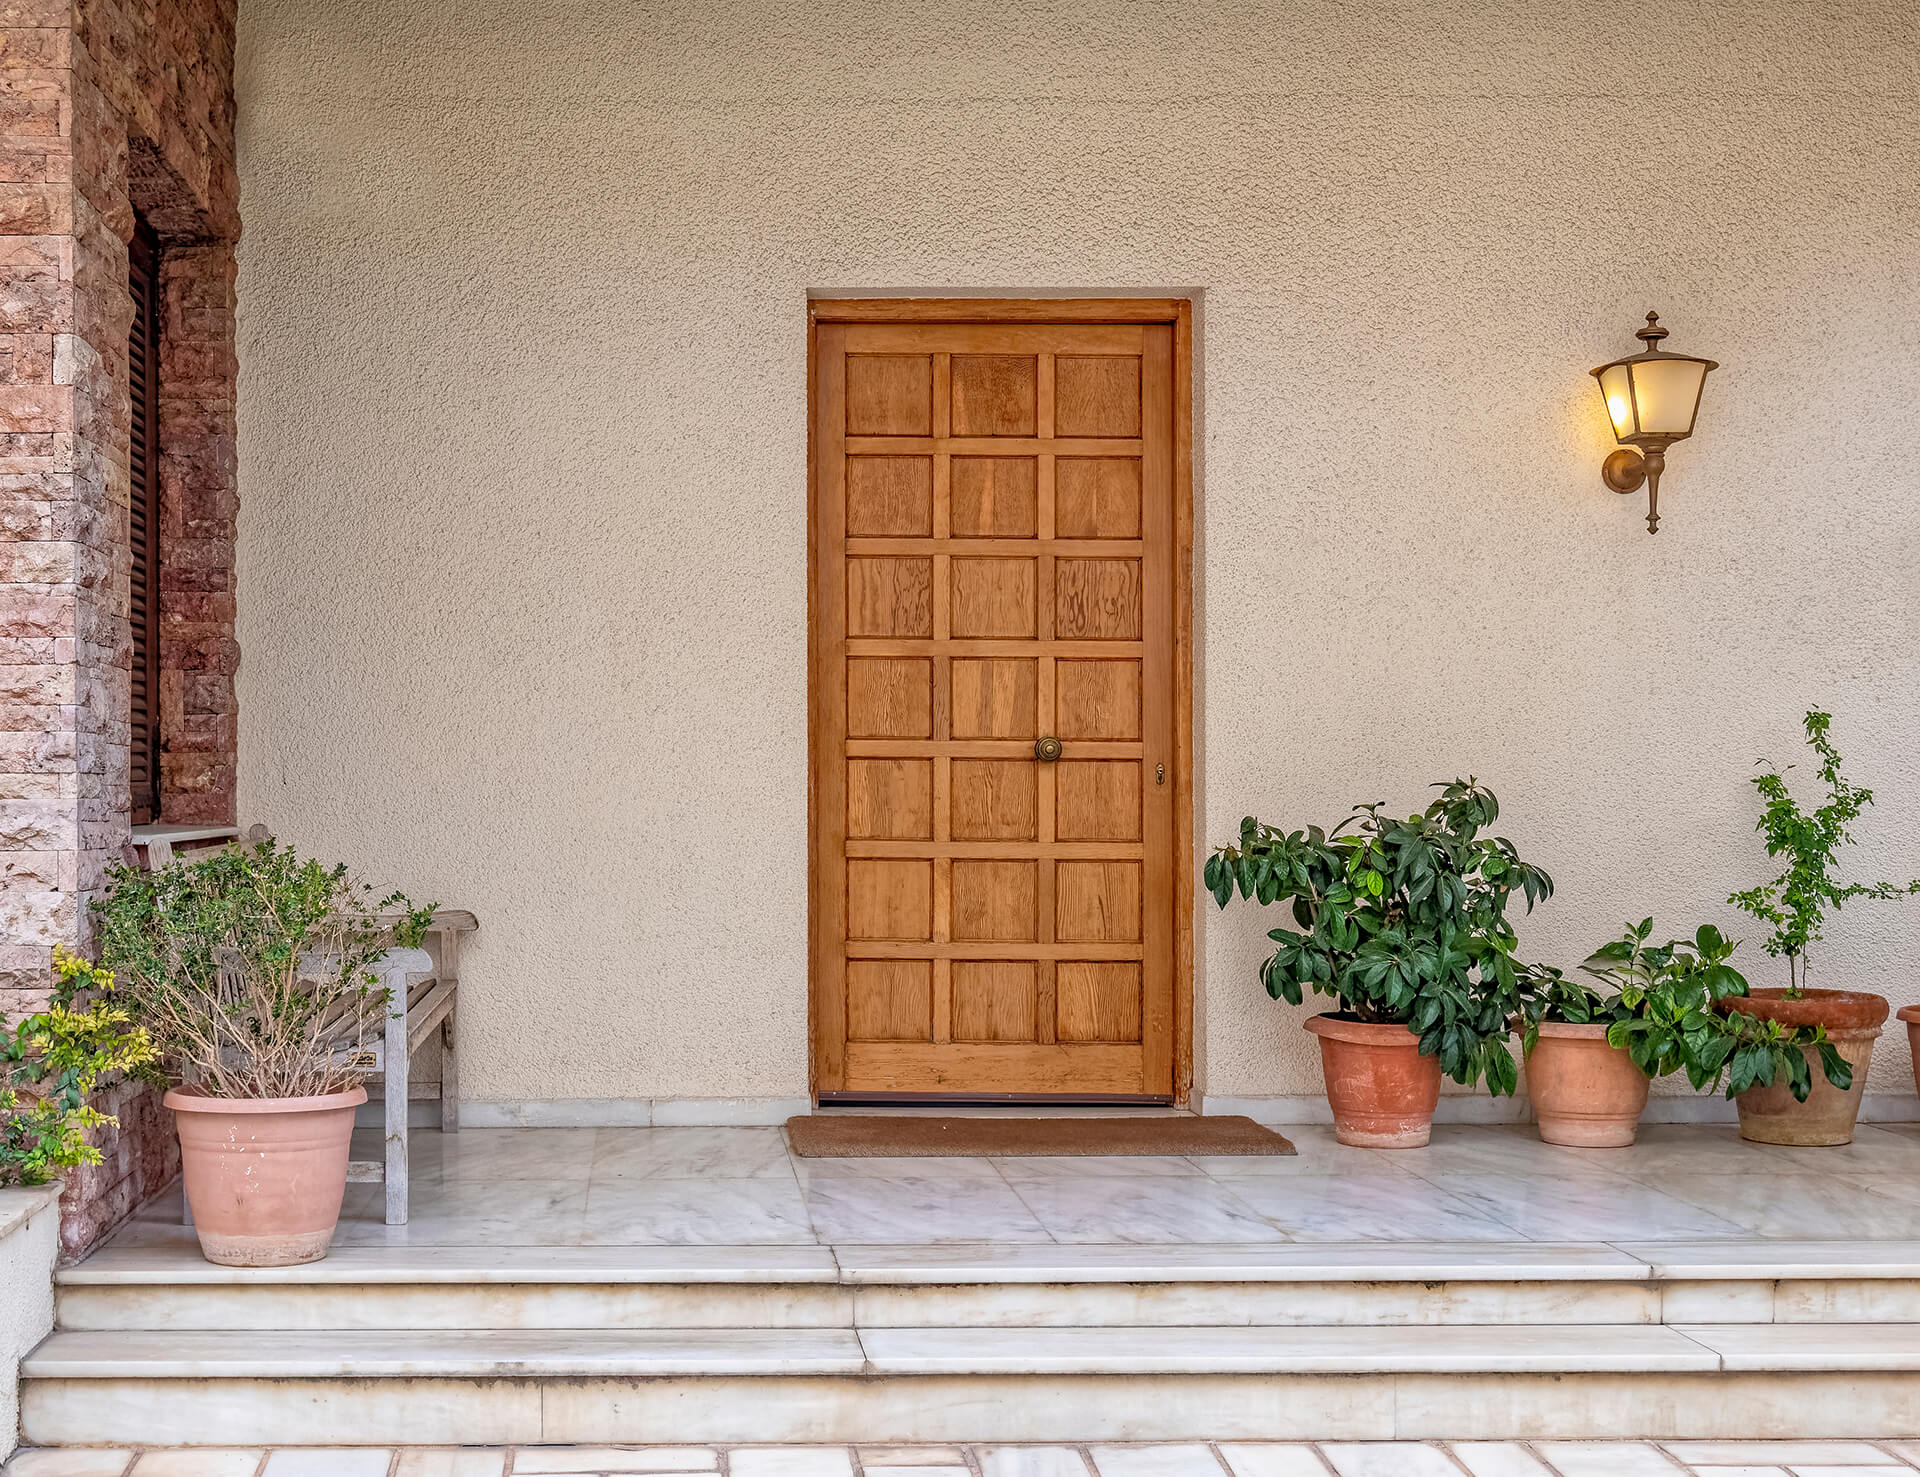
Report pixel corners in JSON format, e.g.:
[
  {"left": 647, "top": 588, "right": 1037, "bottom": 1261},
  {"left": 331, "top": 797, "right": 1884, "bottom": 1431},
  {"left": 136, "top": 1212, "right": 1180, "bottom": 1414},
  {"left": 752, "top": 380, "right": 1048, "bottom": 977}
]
[
  {"left": 441, "top": 1012, "right": 459, "bottom": 1134},
  {"left": 385, "top": 976, "right": 409, "bottom": 1226}
]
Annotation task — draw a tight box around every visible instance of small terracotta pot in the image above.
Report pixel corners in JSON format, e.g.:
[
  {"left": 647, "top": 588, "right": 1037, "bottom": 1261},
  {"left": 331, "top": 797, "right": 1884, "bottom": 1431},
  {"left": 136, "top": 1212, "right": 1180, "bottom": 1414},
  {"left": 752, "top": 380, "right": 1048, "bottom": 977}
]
[
  {"left": 1716, "top": 989, "right": 1888, "bottom": 1147},
  {"left": 166, "top": 1083, "right": 366, "bottom": 1266},
  {"left": 1525, "top": 1022, "right": 1650, "bottom": 1148},
  {"left": 1898, "top": 1005, "right": 1920, "bottom": 1101},
  {"left": 1304, "top": 1014, "right": 1442, "bottom": 1148}
]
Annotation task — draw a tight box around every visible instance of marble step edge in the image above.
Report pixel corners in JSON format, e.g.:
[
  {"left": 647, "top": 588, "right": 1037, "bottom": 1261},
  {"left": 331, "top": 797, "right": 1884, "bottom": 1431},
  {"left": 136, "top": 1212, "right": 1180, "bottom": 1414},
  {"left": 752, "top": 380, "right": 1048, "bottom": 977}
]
[
  {"left": 58, "top": 1240, "right": 1920, "bottom": 1286},
  {"left": 24, "top": 1323, "right": 1920, "bottom": 1378}
]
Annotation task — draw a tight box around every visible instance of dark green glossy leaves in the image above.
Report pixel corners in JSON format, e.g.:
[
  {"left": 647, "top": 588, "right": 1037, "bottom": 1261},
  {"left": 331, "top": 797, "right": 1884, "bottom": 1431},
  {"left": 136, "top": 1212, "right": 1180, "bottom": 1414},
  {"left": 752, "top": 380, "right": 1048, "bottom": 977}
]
[{"left": 1205, "top": 779, "right": 1554, "bottom": 1096}]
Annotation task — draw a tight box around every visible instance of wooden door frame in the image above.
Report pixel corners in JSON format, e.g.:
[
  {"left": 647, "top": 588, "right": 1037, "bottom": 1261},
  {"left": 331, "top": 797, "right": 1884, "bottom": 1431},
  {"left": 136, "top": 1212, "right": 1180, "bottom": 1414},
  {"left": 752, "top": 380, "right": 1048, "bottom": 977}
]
[{"left": 806, "top": 296, "right": 1196, "bottom": 1106}]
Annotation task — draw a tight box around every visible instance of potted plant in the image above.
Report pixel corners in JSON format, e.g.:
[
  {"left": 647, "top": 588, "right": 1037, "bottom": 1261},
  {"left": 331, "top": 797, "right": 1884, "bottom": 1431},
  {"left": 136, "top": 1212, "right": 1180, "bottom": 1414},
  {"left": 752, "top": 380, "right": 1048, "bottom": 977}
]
[
  {"left": 94, "top": 839, "right": 432, "bottom": 1266},
  {"left": 1724, "top": 710, "right": 1918, "bottom": 1145},
  {"left": 1205, "top": 780, "right": 1555, "bottom": 1147},
  {"left": 2, "top": 948, "right": 158, "bottom": 1186},
  {"left": 1523, "top": 920, "right": 1748, "bottom": 1146}
]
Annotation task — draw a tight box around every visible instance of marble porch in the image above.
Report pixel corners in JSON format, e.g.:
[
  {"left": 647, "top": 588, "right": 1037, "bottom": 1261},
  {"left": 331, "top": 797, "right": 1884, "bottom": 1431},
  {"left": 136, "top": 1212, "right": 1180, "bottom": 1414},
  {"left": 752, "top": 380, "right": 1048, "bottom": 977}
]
[{"left": 20, "top": 1123, "right": 1920, "bottom": 1447}]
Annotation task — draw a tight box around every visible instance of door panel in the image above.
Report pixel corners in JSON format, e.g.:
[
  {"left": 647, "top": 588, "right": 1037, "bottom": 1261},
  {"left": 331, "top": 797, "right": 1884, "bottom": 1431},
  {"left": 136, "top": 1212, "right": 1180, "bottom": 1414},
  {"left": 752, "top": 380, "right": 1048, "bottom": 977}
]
[{"left": 812, "top": 312, "right": 1180, "bottom": 1099}]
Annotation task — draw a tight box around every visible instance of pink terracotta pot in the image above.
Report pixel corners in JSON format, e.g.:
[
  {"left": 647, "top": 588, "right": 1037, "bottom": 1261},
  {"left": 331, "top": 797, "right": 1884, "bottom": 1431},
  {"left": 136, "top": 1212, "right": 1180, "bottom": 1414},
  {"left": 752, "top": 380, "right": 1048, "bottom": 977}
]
[
  {"left": 1897, "top": 1005, "right": 1920, "bottom": 1100},
  {"left": 1304, "top": 1014, "right": 1442, "bottom": 1148},
  {"left": 1525, "top": 1022, "right": 1650, "bottom": 1148},
  {"left": 165, "top": 1084, "right": 366, "bottom": 1267},
  {"left": 1716, "top": 989, "right": 1888, "bottom": 1147}
]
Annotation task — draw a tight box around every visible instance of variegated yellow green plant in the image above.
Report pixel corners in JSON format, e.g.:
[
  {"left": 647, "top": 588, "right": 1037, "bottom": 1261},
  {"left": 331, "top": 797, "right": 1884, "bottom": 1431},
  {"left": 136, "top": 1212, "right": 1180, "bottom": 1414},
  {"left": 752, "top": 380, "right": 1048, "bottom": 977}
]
[{"left": 1, "top": 947, "right": 158, "bottom": 1187}]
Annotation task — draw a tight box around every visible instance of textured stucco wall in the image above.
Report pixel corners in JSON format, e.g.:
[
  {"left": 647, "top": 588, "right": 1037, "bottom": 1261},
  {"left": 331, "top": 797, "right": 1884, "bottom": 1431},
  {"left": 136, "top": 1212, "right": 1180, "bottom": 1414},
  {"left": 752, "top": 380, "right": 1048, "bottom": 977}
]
[
  {"left": 233, "top": 1, "right": 1920, "bottom": 1107},
  {"left": 0, "top": 1187, "right": 60, "bottom": 1462}
]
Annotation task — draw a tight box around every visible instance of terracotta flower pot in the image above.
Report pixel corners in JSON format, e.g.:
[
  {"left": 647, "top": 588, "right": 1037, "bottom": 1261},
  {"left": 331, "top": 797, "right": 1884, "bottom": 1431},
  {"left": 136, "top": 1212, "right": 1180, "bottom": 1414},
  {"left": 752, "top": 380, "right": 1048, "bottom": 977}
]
[
  {"left": 1304, "top": 1014, "right": 1442, "bottom": 1148},
  {"left": 1525, "top": 1022, "right": 1650, "bottom": 1148},
  {"left": 1716, "top": 989, "right": 1888, "bottom": 1147},
  {"left": 165, "top": 1084, "right": 367, "bottom": 1266},
  {"left": 1897, "top": 1005, "right": 1920, "bottom": 1100}
]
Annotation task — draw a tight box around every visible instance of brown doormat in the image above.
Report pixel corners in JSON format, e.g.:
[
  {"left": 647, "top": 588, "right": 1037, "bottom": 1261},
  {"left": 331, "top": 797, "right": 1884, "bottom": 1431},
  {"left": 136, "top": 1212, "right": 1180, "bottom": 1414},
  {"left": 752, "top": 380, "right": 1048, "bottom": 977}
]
[{"left": 786, "top": 1114, "right": 1295, "bottom": 1158}]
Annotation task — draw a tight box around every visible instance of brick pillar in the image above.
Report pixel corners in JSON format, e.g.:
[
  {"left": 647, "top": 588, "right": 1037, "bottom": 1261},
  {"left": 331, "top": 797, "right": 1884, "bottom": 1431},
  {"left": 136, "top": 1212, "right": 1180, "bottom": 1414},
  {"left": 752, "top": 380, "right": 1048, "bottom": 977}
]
[
  {"left": 0, "top": 1, "right": 234, "bottom": 1255},
  {"left": 0, "top": 2, "right": 122, "bottom": 1024}
]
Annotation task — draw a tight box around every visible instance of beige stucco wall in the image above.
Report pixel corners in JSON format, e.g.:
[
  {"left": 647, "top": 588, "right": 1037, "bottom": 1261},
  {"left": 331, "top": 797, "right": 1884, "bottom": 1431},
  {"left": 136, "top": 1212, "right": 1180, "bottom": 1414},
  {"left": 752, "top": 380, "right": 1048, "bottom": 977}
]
[{"left": 233, "top": 1, "right": 1920, "bottom": 1110}]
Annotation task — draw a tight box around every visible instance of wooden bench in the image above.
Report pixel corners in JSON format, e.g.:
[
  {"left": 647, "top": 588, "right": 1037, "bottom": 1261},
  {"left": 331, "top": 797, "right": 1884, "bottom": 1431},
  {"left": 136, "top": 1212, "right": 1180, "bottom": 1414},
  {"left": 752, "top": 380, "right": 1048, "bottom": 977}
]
[
  {"left": 342, "top": 911, "right": 478, "bottom": 1225},
  {"left": 136, "top": 828, "right": 478, "bottom": 1228}
]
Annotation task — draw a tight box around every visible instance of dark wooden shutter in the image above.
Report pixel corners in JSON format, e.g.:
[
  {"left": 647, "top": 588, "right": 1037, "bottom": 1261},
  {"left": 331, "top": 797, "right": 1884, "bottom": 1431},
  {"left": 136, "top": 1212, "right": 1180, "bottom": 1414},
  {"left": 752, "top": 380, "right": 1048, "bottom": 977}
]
[{"left": 129, "top": 222, "right": 161, "bottom": 825}]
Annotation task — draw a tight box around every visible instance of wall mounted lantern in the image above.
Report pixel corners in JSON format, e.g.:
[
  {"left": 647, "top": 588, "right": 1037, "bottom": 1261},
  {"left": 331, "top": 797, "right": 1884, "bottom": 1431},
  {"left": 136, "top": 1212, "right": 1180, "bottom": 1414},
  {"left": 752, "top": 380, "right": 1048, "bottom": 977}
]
[{"left": 1591, "top": 311, "right": 1717, "bottom": 534}]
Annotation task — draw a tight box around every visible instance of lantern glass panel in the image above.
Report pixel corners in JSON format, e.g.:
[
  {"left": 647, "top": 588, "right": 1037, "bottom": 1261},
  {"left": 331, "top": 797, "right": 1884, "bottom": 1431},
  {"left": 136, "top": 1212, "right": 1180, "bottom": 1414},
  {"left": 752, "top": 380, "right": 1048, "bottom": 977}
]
[
  {"left": 1597, "top": 363, "right": 1637, "bottom": 440},
  {"left": 1628, "top": 356, "right": 1709, "bottom": 437}
]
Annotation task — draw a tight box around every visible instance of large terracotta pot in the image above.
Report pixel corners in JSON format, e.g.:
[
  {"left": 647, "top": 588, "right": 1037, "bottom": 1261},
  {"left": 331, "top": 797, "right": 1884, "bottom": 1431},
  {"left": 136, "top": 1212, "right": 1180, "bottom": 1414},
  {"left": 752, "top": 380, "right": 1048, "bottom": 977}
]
[
  {"left": 1898, "top": 1006, "right": 1920, "bottom": 1099},
  {"left": 1525, "top": 1022, "right": 1651, "bottom": 1147},
  {"left": 166, "top": 1084, "right": 366, "bottom": 1266},
  {"left": 1304, "top": 1015, "right": 1442, "bottom": 1148},
  {"left": 1717, "top": 990, "right": 1887, "bottom": 1146}
]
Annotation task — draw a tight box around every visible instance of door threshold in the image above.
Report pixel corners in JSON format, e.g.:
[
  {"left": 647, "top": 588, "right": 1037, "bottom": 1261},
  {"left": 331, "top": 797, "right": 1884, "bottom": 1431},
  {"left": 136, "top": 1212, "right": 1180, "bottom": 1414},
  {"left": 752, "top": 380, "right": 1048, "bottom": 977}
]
[{"left": 812, "top": 1095, "right": 1188, "bottom": 1117}]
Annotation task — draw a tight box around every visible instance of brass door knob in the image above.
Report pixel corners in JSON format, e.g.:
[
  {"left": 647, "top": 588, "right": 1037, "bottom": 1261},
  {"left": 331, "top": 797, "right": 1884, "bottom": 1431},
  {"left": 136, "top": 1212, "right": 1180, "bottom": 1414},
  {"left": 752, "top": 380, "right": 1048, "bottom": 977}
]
[{"left": 1034, "top": 736, "right": 1063, "bottom": 762}]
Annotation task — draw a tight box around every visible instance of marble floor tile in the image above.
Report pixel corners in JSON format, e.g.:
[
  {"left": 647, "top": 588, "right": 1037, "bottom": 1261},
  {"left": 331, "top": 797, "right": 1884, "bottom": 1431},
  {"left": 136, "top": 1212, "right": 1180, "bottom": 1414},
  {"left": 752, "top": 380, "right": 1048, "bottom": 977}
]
[
  {"left": 1400, "top": 1126, "right": 1639, "bottom": 1180},
  {"left": 725, "top": 1452, "right": 855, "bottom": 1477},
  {"left": 1321, "top": 1444, "right": 1463, "bottom": 1477},
  {"left": 127, "top": 1455, "right": 262, "bottom": 1477},
  {"left": 3, "top": 1458, "right": 134, "bottom": 1477},
  {"left": 261, "top": 1454, "right": 393, "bottom": 1477},
  {"left": 591, "top": 1127, "right": 792, "bottom": 1181},
  {"left": 1688, "top": 1468, "right": 1791, "bottom": 1477},
  {"left": 1009, "top": 1174, "right": 1286, "bottom": 1243},
  {"left": 798, "top": 1167, "right": 1053, "bottom": 1243},
  {"left": 581, "top": 1177, "right": 816, "bottom": 1245},
  {"left": 370, "top": 1127, "right": 600, "bottom": 1184},
  {"left": 1755, "top": 1127, "right": 1920, "bottom": 1177},
  {"left": 990, "top": 1154, "right": 1205, "bottom": 1181},
  {"left": 1215, "top": 1445, "right": 1333, "bottom": 1476},
  {"left": 1413, "top": 1174, "right": 1749, "bottom": 1241},
  {"left": 1193, "top": 1125, "right": 1409, "bottom": 1178},
  {"left": 1536, "top": 1442, "right": 1686, "bottom": 1475},
  {"left": 976, "top": 1452, "right": 1094, "bottom": 1477},
  {"left": 1448, "top": 1443, "right": 1557, "bottom": 1476},
  {"left": 1632, "top": 1175, "right": 1920, "bottom": 1240},
  {"left": 512, "top": 1450, "right": 717, "bottom": 1472},
  {"left": 393, "top": 1453, "right": 508, "bottom": 1477},
  {"left": 334, "top": 1180, "right": 592, "bottom": 1247},
  {"left": 790, "top": 1153, "right": 1012, "bottom": 1180},
  {"left": 1663, "top": 1442, "right": 1906, "bottom": 1465},
  {"left": 1225, "top": 1172, "right": 1523, "bottom": 1242},
  {"left": 1086, "top": 1446, "right": 1227, "bottom": 1476},
  {"left": 1782, "top": 1470, "right": 1914, "bottom": 1477},
  {"left": 1569, "top": 1123, "right": 1778, "bottom": 1177},
  {"left": 855, "top": 1449, "right": 968, "bottom": 1466},
  {"left": 862, "top": 1469, "right": 969, "bottom": 1477}
]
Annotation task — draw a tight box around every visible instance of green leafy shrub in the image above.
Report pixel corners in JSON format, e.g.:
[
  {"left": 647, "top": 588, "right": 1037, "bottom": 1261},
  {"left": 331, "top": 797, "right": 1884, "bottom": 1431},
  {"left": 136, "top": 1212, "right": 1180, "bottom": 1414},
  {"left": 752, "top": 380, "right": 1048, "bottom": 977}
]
[
  {"left": 1531, "top": 918, "right": 1848, "bottom": 1103},
  {"left": 1729, "top": 709, "right": 1919, "bottom": 996},
  {"left": 93, "top": 839, "right": 434, "bottom": 1099},
  {"left": 1205, "top": 780, "right": 1556, "bottom": 1095},
  {"left": 1, "top": 947, "right": 158, "bottom": 1187}
]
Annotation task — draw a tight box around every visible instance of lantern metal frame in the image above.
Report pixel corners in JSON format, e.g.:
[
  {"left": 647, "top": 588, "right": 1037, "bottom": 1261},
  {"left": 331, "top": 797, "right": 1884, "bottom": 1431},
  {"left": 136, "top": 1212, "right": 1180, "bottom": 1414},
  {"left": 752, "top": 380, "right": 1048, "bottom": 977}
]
[{"left": 1590, "top": 311, "right": 1718, "bottom": 534}]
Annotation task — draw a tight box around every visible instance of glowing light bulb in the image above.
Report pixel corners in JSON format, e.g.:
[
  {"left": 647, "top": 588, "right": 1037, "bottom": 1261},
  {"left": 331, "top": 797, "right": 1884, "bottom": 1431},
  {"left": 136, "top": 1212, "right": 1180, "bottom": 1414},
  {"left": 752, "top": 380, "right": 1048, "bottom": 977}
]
[{"left": 1607, "top": 394, "right": 1631, "bottom": 431}]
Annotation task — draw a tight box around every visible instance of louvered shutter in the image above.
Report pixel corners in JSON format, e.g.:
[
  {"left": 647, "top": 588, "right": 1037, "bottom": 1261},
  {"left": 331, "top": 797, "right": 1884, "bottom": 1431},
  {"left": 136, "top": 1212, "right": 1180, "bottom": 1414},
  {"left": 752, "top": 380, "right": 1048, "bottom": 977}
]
[{"left": 128, "top": 222, "right": 161, "bottom": 825}]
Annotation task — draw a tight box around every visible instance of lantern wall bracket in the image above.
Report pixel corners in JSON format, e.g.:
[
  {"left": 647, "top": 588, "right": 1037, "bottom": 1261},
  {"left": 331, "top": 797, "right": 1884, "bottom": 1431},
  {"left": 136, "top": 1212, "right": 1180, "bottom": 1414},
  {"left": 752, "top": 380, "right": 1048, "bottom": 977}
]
[{"left": 1601, "top": 444, "right": 1668, "bottom": 534}]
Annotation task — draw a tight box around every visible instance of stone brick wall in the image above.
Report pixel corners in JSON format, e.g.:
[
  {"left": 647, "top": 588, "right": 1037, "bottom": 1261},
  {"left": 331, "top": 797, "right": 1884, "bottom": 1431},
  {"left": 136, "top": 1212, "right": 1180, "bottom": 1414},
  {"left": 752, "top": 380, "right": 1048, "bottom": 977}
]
[{"left": 1, "top": 0, "right": 236, "bottom": 1256}]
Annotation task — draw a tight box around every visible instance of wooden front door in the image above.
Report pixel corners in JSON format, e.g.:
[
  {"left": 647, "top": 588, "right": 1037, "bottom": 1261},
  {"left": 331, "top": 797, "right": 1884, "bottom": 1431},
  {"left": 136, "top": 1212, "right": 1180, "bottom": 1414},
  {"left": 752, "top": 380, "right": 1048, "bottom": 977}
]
[{"left": 810, "top": 301, "right": 1190, "bottom": 1100}]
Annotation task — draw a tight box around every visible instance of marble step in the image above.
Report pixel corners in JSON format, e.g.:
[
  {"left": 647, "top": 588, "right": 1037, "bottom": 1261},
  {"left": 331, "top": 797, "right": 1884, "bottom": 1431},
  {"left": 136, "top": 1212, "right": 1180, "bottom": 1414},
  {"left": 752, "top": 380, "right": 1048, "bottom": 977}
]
[
  {"left": 55, "top": 1240, "right": 1920, "bottom": 1331},
  {"left": 22, "top": 1323, "right": 1920, "bottom": 1446}
]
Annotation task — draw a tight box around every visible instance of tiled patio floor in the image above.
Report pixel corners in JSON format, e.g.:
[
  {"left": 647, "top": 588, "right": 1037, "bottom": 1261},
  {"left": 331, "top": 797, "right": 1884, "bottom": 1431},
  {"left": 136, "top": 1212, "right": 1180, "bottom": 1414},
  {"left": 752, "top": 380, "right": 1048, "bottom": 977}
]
[
  {"left": 102, "top": 1119, "right": 1920, "bottom": 1250},
  {"left": 10, "top": 1440, "right": 1920, "bottom": 1477}
]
